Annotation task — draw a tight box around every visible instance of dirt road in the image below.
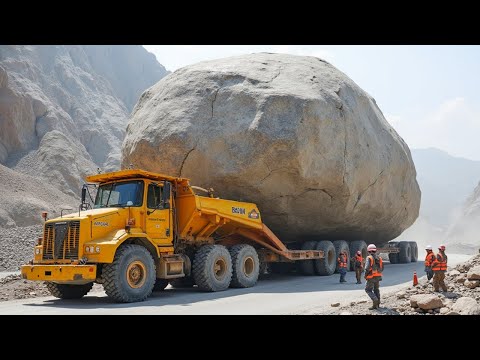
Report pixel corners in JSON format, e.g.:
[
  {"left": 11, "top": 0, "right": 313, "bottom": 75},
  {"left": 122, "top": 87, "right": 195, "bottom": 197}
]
[{"left": 0, "top": 254, "right": 471, "bottom": 314}]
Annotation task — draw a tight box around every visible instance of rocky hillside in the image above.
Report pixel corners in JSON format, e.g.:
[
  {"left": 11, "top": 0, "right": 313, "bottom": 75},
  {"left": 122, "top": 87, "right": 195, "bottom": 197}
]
[
  {"left": 411, "top": 148, "right": 480, "bottom": 228},
  {"left": 0, "top": 45, "right": 167, "bottom": 226},
  {"left": 445, "top": 182, "right": 480, "bottom": 253}
]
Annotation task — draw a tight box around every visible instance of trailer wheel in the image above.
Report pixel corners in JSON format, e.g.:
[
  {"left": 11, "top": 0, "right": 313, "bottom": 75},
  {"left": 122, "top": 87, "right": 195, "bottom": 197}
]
[
  {"left": 170, "top": 277, "right": 195, "bottom": 288},
  {"left": 349, "top": 240, "right": 367, "bottom": 270},
  {"left": 229, "top": 244, "right": 260, "bottom": 288},
  {"left": 45, "top": 282, "right": 93, "bottom": 299},
  {"left": 193, "top": 245, "right": 232, "bottom": 292},
  {"left": 333, "top": 240, "right": 350, "bottom": 272},
  {"left": 388, "top": 253, "right": 399, "bottom": 264},
  {"left": 153, "top": 279, "right": 169, "bottom": 291},
  {"left": 314, "top": 241, "right": 336, "bottom": 276},
  {"left": 388, "top": 241, "right": 399, "bottom": 264},
  {"left": 298, "top": 241, "right": 316, "bottom": 275},
  {"left": 102, "top": 244, "right": 156, "bottom": 303},
  {"left": 409, "top": 241, "right": 418, "bottom": 262},
  {"left": 398, "top": 241, "right": 412, "bottom": 263}
]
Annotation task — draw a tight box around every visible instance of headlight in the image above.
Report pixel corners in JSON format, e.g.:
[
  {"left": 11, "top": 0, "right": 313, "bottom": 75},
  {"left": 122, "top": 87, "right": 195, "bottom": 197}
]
[
  {"left": 35, "top": 248, "right": 40, "bottom": 255},
  {"left": 95, "top": 246, "right": 100, "bottom": 253},
  {"left": 85, "top": 246, "right": 90, "bottom": 253},
  {"left": 90, "top": 246, "right": 95, "bottom": 253}
]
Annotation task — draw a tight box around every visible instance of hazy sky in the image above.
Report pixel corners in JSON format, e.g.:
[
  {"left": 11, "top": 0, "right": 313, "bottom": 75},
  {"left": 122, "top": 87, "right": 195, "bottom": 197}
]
[{"left": 144, "top": 45, "right": 480, "bottom": 161}]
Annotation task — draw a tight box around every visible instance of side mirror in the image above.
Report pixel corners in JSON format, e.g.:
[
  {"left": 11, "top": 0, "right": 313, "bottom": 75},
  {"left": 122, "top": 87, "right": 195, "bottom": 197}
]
[
  {"left": 162, "top": 181, "right": 171, "bottom": 209},
  {"left": 81, "top": 187, "right": 86, "bottom": 204}
]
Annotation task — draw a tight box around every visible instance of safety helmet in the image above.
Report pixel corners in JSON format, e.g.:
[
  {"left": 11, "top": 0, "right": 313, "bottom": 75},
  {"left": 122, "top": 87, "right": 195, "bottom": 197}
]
[
  {"left": 439, "top": 244, "right": 446, "bottom": 251},
  {"left": 367, "top": 244, "right": 377, "bottom": 252},
  {"left": 356, "top": 250, "right": 361, "bottom": 255},
  {"left": 425, "top": 245, "right": 432, "bottom": 250}
]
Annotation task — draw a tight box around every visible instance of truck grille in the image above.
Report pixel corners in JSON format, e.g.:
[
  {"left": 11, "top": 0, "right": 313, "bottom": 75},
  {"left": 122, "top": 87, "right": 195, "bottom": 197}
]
[{"left": 42, "top": 221, "right": 80, "bottom": 260}]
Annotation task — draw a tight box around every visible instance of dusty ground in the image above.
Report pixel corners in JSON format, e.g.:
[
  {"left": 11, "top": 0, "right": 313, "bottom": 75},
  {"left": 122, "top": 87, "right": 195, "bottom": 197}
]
[
  {"left": 308, "top": 253, "right": 480, "bottom": 315},
  {"left": 0, "top": 275, "right": 104, "bottom": 302}
]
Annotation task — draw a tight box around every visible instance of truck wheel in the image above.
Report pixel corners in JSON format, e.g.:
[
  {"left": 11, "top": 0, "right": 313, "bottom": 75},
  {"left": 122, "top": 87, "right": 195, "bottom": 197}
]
[
  {"left": 349, "top": 240, "right": 367, "bottom": 270},
  {"left": 314, "top": 241, "right": 336, "bottom": 276},
  {"left": 269, "top": 262, "right": 294, "bottom": 274},
  {"left": 193, "top": 245, "right": 232, "bottom": 292},
  {"left": 398, "top": 241, "right": 412, "bottom": 263},
  {"left": 153, "top": 279, "right": 169, "bottom": 291},
  {"left": 388, "top": 241, "right": 399, "bottom": 263},
  {"left": 409, "top": 241, "right": 418, "bottom": 262},
  {"left": 102, "top": 244, "right": 156, "bottom": 303},
  {"left": 229, "top": 244, "right": 260, "bottom": 288},
  {"left": 170, "top": 277, "right": 195, "bottom": 288},
  {"left": 298, "top": 241, "right": 316, "bottom": 275},
  {"left": 333, "top": 240, "right": 350, "bottom": 272},
  {"left": 388, "top": 253, "right": 399, "bottom": 264},
  {"left": 45, "top": 282, "right": 93, "bottom": 299}
]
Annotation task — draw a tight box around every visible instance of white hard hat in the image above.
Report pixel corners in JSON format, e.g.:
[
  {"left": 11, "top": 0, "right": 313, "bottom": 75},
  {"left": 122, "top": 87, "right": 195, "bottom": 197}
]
[
  {"left": 425, "top": 245, "right": 432, "bottom": 250},
  {"left": 367, "top": 244, "right": 377, "bottom": 252}
]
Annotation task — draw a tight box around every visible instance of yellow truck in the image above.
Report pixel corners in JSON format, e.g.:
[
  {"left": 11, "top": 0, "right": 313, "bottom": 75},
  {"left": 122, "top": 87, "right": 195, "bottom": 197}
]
[{"left": 21, "top": 169, "right": 326, "bottom": 303}]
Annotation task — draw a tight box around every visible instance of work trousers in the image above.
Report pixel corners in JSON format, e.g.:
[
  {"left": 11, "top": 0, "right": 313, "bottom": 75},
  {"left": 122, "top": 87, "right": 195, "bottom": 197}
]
[
  {"left": 365, "top": 278, "right": 380, "bottom": 303},
  {"left": 433, "top": 271, "right": 447, "bottom": 292}
]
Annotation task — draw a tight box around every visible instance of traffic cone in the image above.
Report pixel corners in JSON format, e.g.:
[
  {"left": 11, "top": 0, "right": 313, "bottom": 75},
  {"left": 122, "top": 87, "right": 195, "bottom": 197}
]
[{"left": 413, "top": 271, "right": 418, "bottom": 286}]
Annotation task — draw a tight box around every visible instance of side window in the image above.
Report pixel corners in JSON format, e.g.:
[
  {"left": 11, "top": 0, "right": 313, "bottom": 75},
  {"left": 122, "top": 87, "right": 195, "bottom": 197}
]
[{"left": 147, "top": 184, "right": 162, "bottom": 209}]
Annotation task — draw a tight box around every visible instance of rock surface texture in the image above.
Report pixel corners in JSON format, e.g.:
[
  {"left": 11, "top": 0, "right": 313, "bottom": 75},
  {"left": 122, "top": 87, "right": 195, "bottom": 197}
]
[{"left": 123, "top": 53, "right": 420, "bottom": 243}]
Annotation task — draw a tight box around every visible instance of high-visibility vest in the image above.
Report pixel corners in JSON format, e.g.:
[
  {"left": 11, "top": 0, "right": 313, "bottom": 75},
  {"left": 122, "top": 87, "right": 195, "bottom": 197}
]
[
  {"left": 424, "top": 252, "right": 436, "bottom": 267},
  {"left": 354, "top": 255, "right": 363, "bottom": 268},
  {"left": 337, "top": 254, "right": 347, "bottom": 268},
  {"left": 365, "top": 255, "right": 383, "bottom": 279},
  {"left": 432, "top": 253, "right": 447, "bottom": 271}
]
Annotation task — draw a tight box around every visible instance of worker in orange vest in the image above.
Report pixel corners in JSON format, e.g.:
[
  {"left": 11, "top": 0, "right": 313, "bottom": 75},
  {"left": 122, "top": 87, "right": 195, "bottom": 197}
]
[
  {"left": 364, "top": 244, "right": 384, "bottom": 310},
  {"left": 337, "top": 250, "right": 348, "bottom": 283},
  {"left": 431, "top": 244, "right": 448, "bottom": 292},
  {"left": 351, "top": 250, "right": 364, "bottom": 284},
  {"left": 424, "top": 245, "right": 436, "bottom": 281}
]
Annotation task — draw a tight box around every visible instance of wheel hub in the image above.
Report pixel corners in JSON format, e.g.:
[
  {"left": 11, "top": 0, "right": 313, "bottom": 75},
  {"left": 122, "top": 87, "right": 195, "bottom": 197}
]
[
  {"left": 243, "top": 256, "right": 254, "bottom": 277},
  {"left": 214, "top": 258, "right": 226, "bottom": 280},
  {"left": 127, "top": 260, "right": 147, "bottom": 288}
]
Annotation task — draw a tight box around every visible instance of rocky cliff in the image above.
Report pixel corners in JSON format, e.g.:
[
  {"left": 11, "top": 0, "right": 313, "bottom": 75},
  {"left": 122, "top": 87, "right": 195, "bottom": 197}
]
[{"left": 0, "top": 45, "right": 167, "bottom": 226}]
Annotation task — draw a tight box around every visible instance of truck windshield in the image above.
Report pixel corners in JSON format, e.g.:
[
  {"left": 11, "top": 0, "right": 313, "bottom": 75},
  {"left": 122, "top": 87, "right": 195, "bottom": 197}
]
[{"left": 94, "top": 181, "right": 144, "bottom": 208}]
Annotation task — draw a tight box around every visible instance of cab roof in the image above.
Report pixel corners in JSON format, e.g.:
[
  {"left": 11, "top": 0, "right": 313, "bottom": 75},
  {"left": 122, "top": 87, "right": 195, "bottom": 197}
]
[{"left": 85, "top": 169, "right": 189, "bottom": 184}]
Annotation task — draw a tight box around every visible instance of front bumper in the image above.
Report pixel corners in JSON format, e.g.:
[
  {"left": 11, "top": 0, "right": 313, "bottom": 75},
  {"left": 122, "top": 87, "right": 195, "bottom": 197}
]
[{"left": 21, "top": 264, "right": 97, "bottom": 284}]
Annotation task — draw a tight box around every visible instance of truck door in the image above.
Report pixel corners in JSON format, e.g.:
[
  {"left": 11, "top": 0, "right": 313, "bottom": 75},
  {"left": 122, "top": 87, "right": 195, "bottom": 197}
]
[{"left": 145, "top": 182, "right": 172, "bottom": 246}]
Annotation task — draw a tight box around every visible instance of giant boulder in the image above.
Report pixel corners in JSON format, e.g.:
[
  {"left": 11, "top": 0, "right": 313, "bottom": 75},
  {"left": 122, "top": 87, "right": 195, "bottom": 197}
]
[{"left": 122, "top": 53, "right": 420, "bottom": 244}]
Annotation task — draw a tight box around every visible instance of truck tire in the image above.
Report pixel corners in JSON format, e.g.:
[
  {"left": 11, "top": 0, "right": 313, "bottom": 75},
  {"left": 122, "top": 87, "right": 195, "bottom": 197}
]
[
  {"left": 349, "top": 240, "right": 367, "bottom": 270},
  {"left": 388, "top": 241, "right": 399, "bottom": 264},
  {"left": 298, "top": 241, "right": 316, "bottom": 275},
  {"left": 398, "top": 241, "right": 412, "bottom": 264},
  {"left": 409, "top": 241, "right": 418, "bottom": 262},
  {"left": 333, "top": 240, "right": 350, "bottom": 272},
  {"left": 193, "top": 245, "right": 232, "bottom": 292},
  {"left": 269, "top": 262, "right": 294, "bottom": 274},
  {"left": 229, "top": 244, "right": 260, "bottom": 288},
  {"left": 170, "top": 277, "right": 195, "bottom": 288},
  {"left": 45, "top": 282, "right": 93, "bottom": 299},
  {"left": 314, "top": 240, "right": 336, "bottom": 276},
  {"left": 102, "top": 244, "right": 156, "bottom": 303},
  {"left": 153, "top": 279, "right": 169, "bottom": 291}
]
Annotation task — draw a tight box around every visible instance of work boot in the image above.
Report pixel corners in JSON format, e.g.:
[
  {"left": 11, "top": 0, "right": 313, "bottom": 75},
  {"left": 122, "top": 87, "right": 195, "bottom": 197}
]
[{"left": 368, "top": 300, "right": 380, "bottom": 310}]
